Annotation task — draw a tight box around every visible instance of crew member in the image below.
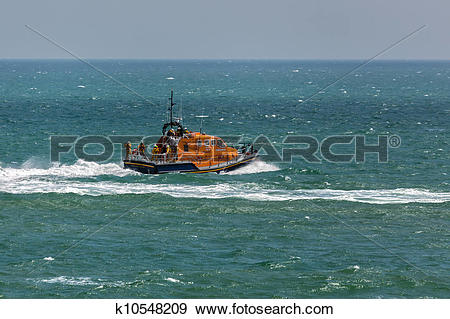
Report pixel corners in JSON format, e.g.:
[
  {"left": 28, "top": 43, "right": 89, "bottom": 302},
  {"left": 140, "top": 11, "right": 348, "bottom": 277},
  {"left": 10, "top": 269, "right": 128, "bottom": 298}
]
[
  {"left": 177, "top": 127, "right": 183, "bottom": 137},
  {"left": 124, "top": 141, "right": 132, "bottom": 160},
  {"left": 138, "top": 142, "right": 147, "bottom": 158},
  {"left": 166, "top": 144, "right": 172, "bottom": 161},
  {"left": 152, "top": 145, "right": 160, "bottom": 161}
]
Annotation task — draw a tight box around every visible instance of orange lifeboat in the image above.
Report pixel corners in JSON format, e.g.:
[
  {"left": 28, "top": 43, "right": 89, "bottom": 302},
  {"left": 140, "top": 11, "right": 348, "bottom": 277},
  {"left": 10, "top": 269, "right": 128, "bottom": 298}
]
[{"left": 123, "top": 91, "right": 258, "bottom": 174}]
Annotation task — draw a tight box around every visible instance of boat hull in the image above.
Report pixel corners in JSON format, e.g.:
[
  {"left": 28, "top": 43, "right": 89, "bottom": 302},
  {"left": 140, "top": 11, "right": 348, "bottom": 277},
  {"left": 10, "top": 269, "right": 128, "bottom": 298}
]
[{"left": 123, "top": 155, "right": 257, "bottom": 174}]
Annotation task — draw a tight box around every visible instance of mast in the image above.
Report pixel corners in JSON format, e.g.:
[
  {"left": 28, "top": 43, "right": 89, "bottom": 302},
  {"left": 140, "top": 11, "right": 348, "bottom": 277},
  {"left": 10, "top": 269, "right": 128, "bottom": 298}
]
[
  {"left": 168, "top": 89, "right": 175, "bottom": 127},
  {"left": 162, "top": 89, "right": 183, "bottom": 134}
]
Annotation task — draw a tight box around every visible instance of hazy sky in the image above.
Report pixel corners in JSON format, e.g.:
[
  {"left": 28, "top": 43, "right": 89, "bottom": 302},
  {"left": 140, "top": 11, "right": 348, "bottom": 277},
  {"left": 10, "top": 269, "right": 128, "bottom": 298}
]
[{"left": 1, "top": 0, "right": 448, "bottom": 59}]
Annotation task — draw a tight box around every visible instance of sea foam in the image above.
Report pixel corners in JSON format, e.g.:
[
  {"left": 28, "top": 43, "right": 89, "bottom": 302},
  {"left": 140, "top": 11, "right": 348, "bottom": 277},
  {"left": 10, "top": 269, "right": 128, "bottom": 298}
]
[
  {"left": 0, "top": 159, "right": 135, "bottom": 181},
  {"left": 1, "top": 160, "right": 448, "bottom": 204},
  {"left": 1, "top": 178, "right": 449, "bottom": 204}
]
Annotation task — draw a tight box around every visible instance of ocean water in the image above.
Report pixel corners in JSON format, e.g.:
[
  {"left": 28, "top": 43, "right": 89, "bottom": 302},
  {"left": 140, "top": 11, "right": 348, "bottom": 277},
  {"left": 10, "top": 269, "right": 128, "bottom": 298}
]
[{"left": 0, "top": 60, "right": 449, "bottom": 298}]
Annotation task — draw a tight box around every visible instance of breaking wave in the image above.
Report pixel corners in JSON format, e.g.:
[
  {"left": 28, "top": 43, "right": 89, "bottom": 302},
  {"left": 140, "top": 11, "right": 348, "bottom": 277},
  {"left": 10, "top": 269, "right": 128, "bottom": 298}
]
[
  {"left": 37, "top": 276, "right": 97, "bottom": 286},
  {"left": 32, "top": 276, "right": 128, "bottom": 288}
]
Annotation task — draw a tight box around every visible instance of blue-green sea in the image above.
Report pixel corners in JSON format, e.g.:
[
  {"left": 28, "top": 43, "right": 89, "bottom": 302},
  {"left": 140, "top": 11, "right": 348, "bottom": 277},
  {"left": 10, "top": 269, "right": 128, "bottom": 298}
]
[{"left": 0, "top": 60, "right": 449, "bottom": 298}]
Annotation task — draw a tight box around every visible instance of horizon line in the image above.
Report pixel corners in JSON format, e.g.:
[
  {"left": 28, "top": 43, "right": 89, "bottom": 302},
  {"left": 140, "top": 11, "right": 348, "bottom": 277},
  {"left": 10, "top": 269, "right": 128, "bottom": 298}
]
[{"left": 1, "top": 57, "right": 450, "bottom": 62}]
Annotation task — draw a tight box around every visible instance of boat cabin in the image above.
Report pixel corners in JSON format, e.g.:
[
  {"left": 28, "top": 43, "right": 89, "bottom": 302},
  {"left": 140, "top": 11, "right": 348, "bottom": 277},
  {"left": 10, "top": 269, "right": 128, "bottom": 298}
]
[{"left": 154, "top": 131, "right": 238, "bottom": 168}]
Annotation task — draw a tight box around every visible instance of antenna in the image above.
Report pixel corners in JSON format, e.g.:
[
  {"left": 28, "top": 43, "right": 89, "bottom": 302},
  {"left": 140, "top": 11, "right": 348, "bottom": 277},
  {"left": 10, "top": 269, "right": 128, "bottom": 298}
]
[
  {"left": 179, "top": 95, "right": 183, "bottom": 125},
  {"left": 196, "top": 114, "right": 208, "bottom": 134},
  {"left": 200, "top": 113, "right": 204, "bottom": 134},
  {"left": 200, "top": 104, "right": 205, "bottom": 134}
]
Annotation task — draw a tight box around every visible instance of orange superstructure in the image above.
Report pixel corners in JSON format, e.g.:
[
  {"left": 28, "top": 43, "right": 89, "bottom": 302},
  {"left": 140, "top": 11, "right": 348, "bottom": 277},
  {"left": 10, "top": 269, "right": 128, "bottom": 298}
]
[{"left": 176, "top": 132, "right": 238, "bottom": 168}]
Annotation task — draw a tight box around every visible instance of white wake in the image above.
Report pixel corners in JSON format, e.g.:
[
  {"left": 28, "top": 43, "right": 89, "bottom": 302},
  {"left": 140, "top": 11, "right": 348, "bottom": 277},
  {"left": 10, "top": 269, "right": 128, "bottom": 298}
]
[
  {"left": 1, "top": 178, "right": 448, "bottom": 204},
  {"left": 1, "top": 160, "right": 449, "bottom": 204},
  {"left": 223, "top": 160, "right": 280, "bottom": 175},
  {"left": 0, "top": 160, "right": 135, "bottom": 182}
]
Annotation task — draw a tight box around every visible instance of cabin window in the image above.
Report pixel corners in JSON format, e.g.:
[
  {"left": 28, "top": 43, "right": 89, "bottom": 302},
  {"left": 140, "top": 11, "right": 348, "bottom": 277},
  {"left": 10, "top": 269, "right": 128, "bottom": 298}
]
[
  {"left": 211, "top": 139, "right": 216, "bottom": 146},
  {"left": 217, "top": 139, "right": 225, "bottom": 148},
  {"left": 196, "top": 139, "right": 202, "bottom": 147},
  {"left": 184, "top": 143, "right": 189, "bottom": 152},
  {"left": 205, "top": 139, "right": 210, "bottom": 146}
]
